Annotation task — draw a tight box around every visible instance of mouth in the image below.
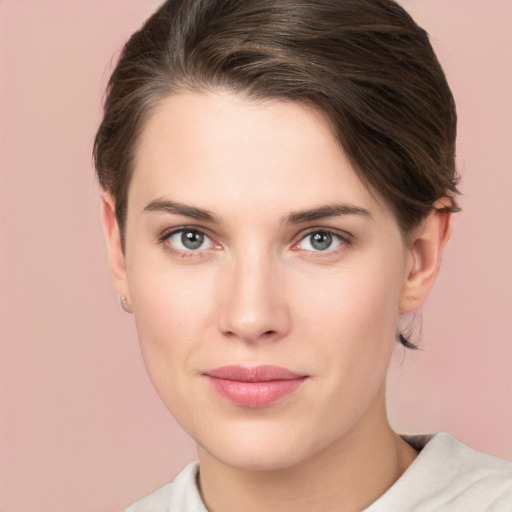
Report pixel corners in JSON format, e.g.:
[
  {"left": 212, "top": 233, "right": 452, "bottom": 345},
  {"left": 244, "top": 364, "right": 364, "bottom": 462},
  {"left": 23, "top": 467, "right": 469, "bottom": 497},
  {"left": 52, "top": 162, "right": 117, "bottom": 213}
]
[{"left": 203, "top": 365, "right": 309, "bottom": 408}]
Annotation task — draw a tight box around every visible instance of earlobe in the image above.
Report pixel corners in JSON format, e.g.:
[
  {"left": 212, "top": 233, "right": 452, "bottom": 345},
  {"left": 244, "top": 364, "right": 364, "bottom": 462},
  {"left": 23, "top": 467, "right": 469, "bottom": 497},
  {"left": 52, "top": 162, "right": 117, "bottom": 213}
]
[
  {"left": 399, "top": 199, "right": 453, "bottom": 314},
  {"left": 101, "top": 193, "right": 132, "bottom": 310}
]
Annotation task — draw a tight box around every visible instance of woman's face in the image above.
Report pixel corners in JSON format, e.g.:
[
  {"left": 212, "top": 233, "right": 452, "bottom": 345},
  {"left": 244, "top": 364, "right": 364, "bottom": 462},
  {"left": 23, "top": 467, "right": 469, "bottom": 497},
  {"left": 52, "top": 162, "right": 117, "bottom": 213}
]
[{"left": 120, "top": 91, "right": 414, "bottom": 470}]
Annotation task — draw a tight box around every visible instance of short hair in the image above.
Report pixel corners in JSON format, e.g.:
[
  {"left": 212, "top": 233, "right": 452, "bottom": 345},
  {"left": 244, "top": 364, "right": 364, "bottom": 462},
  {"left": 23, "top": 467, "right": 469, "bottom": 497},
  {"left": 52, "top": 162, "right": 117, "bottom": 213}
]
[{"left": 93, "top": 0, "right": 461, "bottom": 348}]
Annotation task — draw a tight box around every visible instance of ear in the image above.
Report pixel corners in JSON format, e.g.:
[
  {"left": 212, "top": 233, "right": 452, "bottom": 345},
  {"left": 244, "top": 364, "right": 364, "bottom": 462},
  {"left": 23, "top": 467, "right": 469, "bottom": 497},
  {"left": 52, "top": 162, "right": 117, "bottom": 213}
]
[
  {"left": 399, "top": 198, "right": 453, "bottom": 314},
  {"left": 101, "top": 193, "right": 133, "bottom": 313}
]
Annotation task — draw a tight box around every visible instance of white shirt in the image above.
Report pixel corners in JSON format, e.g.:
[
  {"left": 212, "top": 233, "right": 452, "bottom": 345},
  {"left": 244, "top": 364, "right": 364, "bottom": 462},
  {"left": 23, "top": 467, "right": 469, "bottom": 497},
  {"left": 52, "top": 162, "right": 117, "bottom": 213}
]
[{"left": 125, "top": 432, "right": 512, "bottom": 511}]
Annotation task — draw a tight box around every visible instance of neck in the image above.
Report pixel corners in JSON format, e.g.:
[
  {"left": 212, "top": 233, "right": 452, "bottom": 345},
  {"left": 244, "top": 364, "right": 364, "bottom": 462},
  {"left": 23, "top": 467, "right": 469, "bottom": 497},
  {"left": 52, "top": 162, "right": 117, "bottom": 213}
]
[{"left": 197, "top": 391, "right": 418, "bottom": 512}]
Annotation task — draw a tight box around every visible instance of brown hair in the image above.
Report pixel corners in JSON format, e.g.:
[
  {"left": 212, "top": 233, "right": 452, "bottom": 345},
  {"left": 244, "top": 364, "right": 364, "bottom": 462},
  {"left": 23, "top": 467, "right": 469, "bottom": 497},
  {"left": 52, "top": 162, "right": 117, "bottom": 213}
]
[{"left": 93, "top": 0, "right": 461, "bottom": 348}]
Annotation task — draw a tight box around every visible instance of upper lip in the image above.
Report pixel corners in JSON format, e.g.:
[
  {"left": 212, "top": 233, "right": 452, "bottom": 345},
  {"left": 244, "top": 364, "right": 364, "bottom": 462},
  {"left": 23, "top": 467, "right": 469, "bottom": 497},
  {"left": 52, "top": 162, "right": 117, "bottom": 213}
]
[{"left": 204, "top": 365, "right": 307, "bottom": 382}]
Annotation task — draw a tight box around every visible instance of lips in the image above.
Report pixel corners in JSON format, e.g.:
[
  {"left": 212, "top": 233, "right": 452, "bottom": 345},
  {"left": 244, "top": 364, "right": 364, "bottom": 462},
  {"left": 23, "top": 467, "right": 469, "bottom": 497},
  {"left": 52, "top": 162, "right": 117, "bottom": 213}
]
[{"left": 204, "top": 365, "right": 308, "bottom": 408}]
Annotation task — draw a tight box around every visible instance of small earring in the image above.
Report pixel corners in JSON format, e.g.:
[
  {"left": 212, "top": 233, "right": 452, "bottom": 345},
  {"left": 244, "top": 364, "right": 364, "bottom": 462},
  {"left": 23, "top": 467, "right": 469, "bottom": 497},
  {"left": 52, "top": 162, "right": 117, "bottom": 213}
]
[{"left": 119, "top": 295, "right": 133, "bottom": 313}]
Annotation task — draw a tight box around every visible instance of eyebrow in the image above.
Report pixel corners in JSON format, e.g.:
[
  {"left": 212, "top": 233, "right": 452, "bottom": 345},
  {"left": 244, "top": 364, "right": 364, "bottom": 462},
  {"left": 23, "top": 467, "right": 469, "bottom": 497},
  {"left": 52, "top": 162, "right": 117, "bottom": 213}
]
[
  {"left": 283, "top": 203, "right": 372, "bottom": 224},
  {"left": 143, "top": 198, "right": 372, "bottom": 225},
  {"left": 143, "top": 198, "right": 221, "bottom": 223}
]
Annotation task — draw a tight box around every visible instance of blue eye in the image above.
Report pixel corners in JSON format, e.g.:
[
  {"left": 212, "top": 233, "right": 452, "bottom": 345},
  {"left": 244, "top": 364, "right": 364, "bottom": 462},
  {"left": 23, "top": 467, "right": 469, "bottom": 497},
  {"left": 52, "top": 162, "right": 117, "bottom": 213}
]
[
  {"left": 167, "top": 229, "right": 214, "bottom": 251},
  {"left": 297, "top": 231, "right": 343, "bottom": 252}
]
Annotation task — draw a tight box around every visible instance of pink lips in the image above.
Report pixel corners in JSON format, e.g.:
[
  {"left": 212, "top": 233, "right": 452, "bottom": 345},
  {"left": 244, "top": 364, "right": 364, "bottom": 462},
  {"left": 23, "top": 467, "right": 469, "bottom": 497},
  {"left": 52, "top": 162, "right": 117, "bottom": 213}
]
[{"left": 204, "top": 365, "right": 308, "bottom": 408}]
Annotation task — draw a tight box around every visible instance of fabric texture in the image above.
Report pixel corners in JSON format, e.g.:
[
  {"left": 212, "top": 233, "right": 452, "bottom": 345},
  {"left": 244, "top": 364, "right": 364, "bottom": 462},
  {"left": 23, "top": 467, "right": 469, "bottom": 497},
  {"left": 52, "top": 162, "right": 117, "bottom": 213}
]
[{"left": 124, "top": 432, "right": 512, "bottom": 511}]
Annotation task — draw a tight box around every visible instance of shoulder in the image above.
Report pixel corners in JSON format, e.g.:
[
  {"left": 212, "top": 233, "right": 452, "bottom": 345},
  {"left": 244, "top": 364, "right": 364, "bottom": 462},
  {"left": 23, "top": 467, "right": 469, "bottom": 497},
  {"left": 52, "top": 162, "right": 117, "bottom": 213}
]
[
  {"left": 366, "top": 432, "right": 512, "bottom": 512},
  {"left": 124, "top": 462, "right": 206, "bottom": 512}
]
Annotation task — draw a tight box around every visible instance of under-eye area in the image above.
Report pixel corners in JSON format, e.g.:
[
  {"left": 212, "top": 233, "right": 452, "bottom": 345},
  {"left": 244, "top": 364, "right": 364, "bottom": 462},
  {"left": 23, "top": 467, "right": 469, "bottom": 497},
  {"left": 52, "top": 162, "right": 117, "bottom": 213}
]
[
  {"left": 155, "top": 224, "right": 353, "bottom": 261},
  {"left": 291, "top": 229, "right": 353, "bottom": 256},
  {"left": 157, "top": 226, "right": 221, "bottom": 258}
]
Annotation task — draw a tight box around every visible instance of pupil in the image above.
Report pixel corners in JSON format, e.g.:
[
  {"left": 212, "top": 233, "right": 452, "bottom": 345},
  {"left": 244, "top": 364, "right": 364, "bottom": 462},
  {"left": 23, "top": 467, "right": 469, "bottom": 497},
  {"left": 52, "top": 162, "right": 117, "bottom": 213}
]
[
  {"left": 182, "top": 230, "right": 204, "bottom": 250},
  {"left": 311, "top": 232, "right": 332, "bottom": 251}
]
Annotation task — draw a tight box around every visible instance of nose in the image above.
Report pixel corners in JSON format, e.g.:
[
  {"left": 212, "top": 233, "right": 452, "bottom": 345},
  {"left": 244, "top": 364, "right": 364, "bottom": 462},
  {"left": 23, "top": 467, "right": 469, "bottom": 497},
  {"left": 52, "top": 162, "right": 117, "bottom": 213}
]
[{"left": 217, "top": 249, "right": 291, "bottom": 343}]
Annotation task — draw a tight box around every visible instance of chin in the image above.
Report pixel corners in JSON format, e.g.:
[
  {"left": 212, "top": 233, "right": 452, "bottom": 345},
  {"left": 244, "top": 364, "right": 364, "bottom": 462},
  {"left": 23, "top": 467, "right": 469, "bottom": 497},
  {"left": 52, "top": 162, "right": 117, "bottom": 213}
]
[
  {"left": 195, "top": 420, "right": 325, "bottom": 472},
  {"left": 208, "top": 445, "right": 304, "bottom": 472}
]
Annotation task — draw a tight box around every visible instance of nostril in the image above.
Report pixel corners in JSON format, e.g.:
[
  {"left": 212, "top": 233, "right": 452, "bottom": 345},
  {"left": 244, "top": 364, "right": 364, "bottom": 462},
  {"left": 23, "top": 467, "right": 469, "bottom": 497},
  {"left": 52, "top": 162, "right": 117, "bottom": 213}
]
[{"left": 263, "top": 330, "right": 277, "bottom": 337}]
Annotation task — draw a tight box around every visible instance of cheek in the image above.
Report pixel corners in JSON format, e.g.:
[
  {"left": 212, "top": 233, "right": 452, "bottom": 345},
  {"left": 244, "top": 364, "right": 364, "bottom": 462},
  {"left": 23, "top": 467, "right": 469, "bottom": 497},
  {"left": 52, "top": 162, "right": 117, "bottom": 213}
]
[
  {"left": 297, "top": 253, "right": 402, "bottom": 339},
  {"left": 131, "top": 251, "right": 217, "bottom": 324},
  {"left": 127, "top": 260, "right": 218, "bottom": 385},
  {"left": 295, "top": 252, "right": 403, "bottom": 385}
]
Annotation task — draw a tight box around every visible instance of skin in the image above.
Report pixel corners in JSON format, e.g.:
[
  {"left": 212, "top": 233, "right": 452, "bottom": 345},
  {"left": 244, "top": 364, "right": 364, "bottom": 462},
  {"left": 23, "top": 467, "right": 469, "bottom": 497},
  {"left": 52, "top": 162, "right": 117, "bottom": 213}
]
[{"left": 102, "top": 91, "right": 452, "bottom": 511}]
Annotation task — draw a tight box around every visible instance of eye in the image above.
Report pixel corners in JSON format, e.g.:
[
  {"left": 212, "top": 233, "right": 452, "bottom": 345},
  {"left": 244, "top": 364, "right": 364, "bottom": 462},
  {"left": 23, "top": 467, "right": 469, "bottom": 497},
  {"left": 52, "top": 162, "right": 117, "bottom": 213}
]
[
  {"left": 166, "top": 228, "right": 217, "bottom": 252},
  {"left": 295, "top": 230, "right": 345, "bottom": 252}
]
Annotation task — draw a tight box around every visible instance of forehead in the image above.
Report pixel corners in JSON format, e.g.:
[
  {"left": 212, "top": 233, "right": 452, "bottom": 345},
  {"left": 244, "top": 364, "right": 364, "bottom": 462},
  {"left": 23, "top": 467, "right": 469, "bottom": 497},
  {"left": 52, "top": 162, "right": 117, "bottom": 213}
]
[{"left": 129, "top": 91, "right": 390, "bottom": 222}]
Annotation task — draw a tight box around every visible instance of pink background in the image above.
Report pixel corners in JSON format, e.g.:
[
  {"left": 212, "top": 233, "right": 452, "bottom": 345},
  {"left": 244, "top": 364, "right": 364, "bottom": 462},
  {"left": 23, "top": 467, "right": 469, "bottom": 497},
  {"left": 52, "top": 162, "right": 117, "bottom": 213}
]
[{"left": 0, "top": 1, "right": 511, "bottom": 511}]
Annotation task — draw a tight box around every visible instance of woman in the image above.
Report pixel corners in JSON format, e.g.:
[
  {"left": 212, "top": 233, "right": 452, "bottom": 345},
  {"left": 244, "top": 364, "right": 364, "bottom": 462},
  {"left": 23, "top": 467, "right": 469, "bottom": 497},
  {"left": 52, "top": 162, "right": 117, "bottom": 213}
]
[{"left": 94, "top": 0, "right": 512, "bottom": 510}]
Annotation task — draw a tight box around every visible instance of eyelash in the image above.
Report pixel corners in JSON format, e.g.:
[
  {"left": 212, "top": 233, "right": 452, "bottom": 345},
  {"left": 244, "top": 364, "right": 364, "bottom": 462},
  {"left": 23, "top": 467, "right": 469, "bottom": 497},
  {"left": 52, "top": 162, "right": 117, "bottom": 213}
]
[
  {"left": 157, "top": 227, "right": 352, "bottom": 258},
  {"left": 157, "top": 226, "right": 219, "bottom": 258},
  {"left": 292, "top": 229, "right": 352, "bottom": 257}
]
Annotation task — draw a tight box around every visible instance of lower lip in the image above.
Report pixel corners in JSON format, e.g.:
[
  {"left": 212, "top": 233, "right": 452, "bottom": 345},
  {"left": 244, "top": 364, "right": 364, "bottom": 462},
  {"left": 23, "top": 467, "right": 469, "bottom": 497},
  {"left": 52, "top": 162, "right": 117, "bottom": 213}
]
[{"left": 206, "top": 377, "right": 306, "bottom": 408}]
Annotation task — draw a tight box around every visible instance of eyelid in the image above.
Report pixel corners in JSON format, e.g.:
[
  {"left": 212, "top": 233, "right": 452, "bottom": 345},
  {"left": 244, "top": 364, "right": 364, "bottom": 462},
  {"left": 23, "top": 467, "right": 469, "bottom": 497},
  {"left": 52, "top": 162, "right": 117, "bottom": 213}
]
[
  {"left": 159, "top": 225, "right": 211, "bottom": 241},
  {"left": 157, "top": 225, "right": 352, "bottom": 257},
  {"left": 291, "top": 228, "right": 353, "bottom": 252},
  {"left": 158, "top": 226, "right": 222, "bottom": 253}
]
